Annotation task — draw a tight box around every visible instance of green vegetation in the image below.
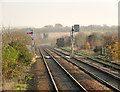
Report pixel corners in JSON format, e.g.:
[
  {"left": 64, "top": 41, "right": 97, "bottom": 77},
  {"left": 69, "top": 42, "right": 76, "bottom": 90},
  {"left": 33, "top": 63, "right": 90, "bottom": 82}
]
[
  {"left": 56, "top": 38, "right": 64, "bottom": 47},
  {"left": 14, "top": 73, "right": 32, "bottom": 90},
  {"left": 61, "top": 47, "right": 88, "bottom": 57},
  {"left": 2, "top": 30, "right": 33, "bottom": 80},
  {"left": 15, "top": 84, "right": 28, "bottom": 90},
  {"left": 60, "top": 47, "right": 120, "bottom": 69},
  {"left": 58, "top": 31, "right": 119, "bottom": 61}
]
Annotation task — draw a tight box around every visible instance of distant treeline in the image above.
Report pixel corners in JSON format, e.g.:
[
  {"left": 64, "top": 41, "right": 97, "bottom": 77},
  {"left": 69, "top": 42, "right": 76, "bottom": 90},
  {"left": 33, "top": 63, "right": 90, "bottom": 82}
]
[
  {"left": 56, "top": 32, "right": 119, "bottom": 60},
  {"left": 5, "top": 24, "right": 117, "bottom": 33},
  {"left": 35, "top": 24, "right": 117, "bottom": 33},
  {"left": 80, "top": 25, "right": 117, "bottom": 31}
]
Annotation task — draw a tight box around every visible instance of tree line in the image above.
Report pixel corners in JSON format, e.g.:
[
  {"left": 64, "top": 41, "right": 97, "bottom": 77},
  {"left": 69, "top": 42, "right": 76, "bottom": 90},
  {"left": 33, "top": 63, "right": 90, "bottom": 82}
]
[{"left": 56, "top": 32, "right": 119, "bottom": 61}]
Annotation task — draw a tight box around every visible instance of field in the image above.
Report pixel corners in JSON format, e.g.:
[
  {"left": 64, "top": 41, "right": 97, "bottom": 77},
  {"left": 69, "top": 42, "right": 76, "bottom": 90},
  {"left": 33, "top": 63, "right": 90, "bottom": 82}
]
[{"left": 38, "top": 31, "right": 113, "bottom": 39}]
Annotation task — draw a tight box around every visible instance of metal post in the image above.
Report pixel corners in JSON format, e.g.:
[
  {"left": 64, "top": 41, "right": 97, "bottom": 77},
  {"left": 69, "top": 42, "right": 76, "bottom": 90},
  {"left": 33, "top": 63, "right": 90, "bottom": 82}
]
[
  {"left": 71, "top": 26, "right": 74, "bottom": 54},
  {"left": 101, "top": 47, "right": 103, "bottom": 55},
  {"left": 31, "top": 30, "right": 34, "bottom": 51},
  {"left": 77, "top": 44, "right": 79, "bottom": 53}
]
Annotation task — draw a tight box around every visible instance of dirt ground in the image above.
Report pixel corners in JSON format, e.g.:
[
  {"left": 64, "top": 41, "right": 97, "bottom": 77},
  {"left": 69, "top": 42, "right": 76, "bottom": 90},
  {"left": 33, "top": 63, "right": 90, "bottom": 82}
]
[
  {"left": 2, "top": 65, "right": 30, "bottom": 90},
  {"left": 27, "top": 48, "right": 53, "bottom": 90},
  {"left": 66, "top": 47, "right": 96, "bottom": 55}
]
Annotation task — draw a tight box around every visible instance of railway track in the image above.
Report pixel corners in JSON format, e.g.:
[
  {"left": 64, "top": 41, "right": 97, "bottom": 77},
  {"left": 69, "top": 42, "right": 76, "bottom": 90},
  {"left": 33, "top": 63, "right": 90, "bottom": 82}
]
[
  {"left": 39, "top": 47, "right": 87, "bottom": 91},
  {"left": 60, "top": 48, "right": 120, "bottom": 71},
  {"left": 53, "top": 48, "right": 120, "bottom": 78},
  {"left": 34, "top": 48, "right": 55, "bottom": 90},
  {"left": 48, "top": 47, "right": 120, "bottom": 92}
]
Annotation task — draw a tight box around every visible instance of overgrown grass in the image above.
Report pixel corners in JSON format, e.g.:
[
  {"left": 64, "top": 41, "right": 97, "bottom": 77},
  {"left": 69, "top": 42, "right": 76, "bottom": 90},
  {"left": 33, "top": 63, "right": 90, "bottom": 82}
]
[{"left": 14, "top": 73, "right": 32, "bottom": 90}]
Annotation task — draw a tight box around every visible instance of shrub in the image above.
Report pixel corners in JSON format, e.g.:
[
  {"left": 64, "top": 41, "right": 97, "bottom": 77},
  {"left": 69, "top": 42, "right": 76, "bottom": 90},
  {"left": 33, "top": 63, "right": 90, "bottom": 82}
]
[
  {"left": 9, "top": 41, "right": 32, "bottom": 65},
  {"left": 86, "top": 41, "right": 90, "bottom": 49},
  {"left": 2, "top": 30, "right": 33, "bottom": 80},
  {"left": 2, "top": 46, "right": 19, "bottom": 79},
  {"left": 104, "top": 35, "right": 119, "bottom": 60}
]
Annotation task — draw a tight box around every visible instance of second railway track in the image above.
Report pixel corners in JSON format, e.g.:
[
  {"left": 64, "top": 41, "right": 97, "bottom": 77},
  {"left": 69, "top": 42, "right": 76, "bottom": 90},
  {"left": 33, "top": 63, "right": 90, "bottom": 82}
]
[
  {"left": 48, "top": 47, "right": 120, "bottom": 92},
  {"left": 39, "top": 47, "right": 87, "bottom": 91},
  {"left": 60, "top": 48, "right": 120, "bottom": 71}
]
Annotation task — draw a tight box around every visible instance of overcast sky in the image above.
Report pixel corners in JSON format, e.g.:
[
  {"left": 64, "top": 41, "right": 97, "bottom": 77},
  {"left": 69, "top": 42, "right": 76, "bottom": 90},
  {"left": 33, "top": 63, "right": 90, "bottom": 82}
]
[{"left": 0, "top": 0, "right": 119, "bottom": 28}]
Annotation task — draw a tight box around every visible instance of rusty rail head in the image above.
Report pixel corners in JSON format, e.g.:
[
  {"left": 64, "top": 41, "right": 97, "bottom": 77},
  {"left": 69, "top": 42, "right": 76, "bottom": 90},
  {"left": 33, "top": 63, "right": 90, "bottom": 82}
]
[
  {"left": 44, "top": 48, "right": 87, "bottom": 92},
  {"left": 38, "top": 48, "right": 59, "bottom": 92},
  {"left": 49, "top": 48, "right": 120, "bottom": 92}
]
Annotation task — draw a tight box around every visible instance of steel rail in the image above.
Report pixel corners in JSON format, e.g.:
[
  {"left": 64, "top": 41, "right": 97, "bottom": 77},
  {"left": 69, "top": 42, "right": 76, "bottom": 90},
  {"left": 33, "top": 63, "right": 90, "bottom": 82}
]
[
  {"left": 38, "top": 48, "right": 59, "bottom": 92},
  {"left": 65, "top": 48, "right": 120, "bottom": 67},
  {"left": 43, "top": 48, "right": 87, "bottom": 92},
  {"left": 61, "top": 48, "right": 120, "bottom": 71},
  {"left": 96, "top": 57, "right": 120, "bottom": 67},
  {"left": 49, "top": 48, "right": 120, "bottom": 92},
  {"left": 53, "top": 48, "right": 120, "bottom": 80}
]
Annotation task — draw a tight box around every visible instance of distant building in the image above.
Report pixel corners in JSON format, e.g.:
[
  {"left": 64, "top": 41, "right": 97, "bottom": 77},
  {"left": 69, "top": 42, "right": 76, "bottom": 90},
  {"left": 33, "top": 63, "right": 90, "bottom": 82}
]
[
  {"left": 55, "top": 23, "right": 63, "bottom": 28},
  {"left": 44, "top": 25, "right": 53, "bottom": 28}
]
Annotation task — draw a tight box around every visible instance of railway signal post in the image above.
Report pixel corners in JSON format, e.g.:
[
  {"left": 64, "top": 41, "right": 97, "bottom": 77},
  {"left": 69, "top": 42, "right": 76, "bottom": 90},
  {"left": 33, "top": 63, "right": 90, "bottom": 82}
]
[
  {"left": 27, "top": 29, "right": 34, "bottom": 50},
  {"left": 71, "top": 26, "right": 74, "bottom": 54},
  {"left": 71, "top": 24, "right": 79, "bottom": 54}
]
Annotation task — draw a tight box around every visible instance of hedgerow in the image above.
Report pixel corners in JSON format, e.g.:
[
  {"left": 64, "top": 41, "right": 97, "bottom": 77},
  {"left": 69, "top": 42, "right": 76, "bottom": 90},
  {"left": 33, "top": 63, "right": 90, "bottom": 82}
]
[{"left": 2, "top": 30, "right": 33, "bottom": 80}]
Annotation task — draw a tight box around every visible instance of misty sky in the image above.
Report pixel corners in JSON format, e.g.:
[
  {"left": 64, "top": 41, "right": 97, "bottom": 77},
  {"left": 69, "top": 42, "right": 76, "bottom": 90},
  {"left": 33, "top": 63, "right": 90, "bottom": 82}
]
[{"left": 1, "top": 0, "right": 119, "bottom": 28}]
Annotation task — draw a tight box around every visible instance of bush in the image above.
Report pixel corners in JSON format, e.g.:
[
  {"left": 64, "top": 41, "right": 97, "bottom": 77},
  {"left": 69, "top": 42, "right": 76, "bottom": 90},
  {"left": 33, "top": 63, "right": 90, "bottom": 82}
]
[
  {"left": 104, "top": 34, "right": 118, "bottom": 60},
  {"left": 93, "top": 46, "right": 101, "bottom": 52},
  {"left": 9, "top": 41, "right": 32, "bottom": 65},
  {"left": 56, "top": 38, "right": 64, "bottom": 47},
  {"left": 2, "top": 31, "right": 33, "bottom": 80},
  {"left": 2, "top": 46, "right": 19, "bottom": 79}
]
